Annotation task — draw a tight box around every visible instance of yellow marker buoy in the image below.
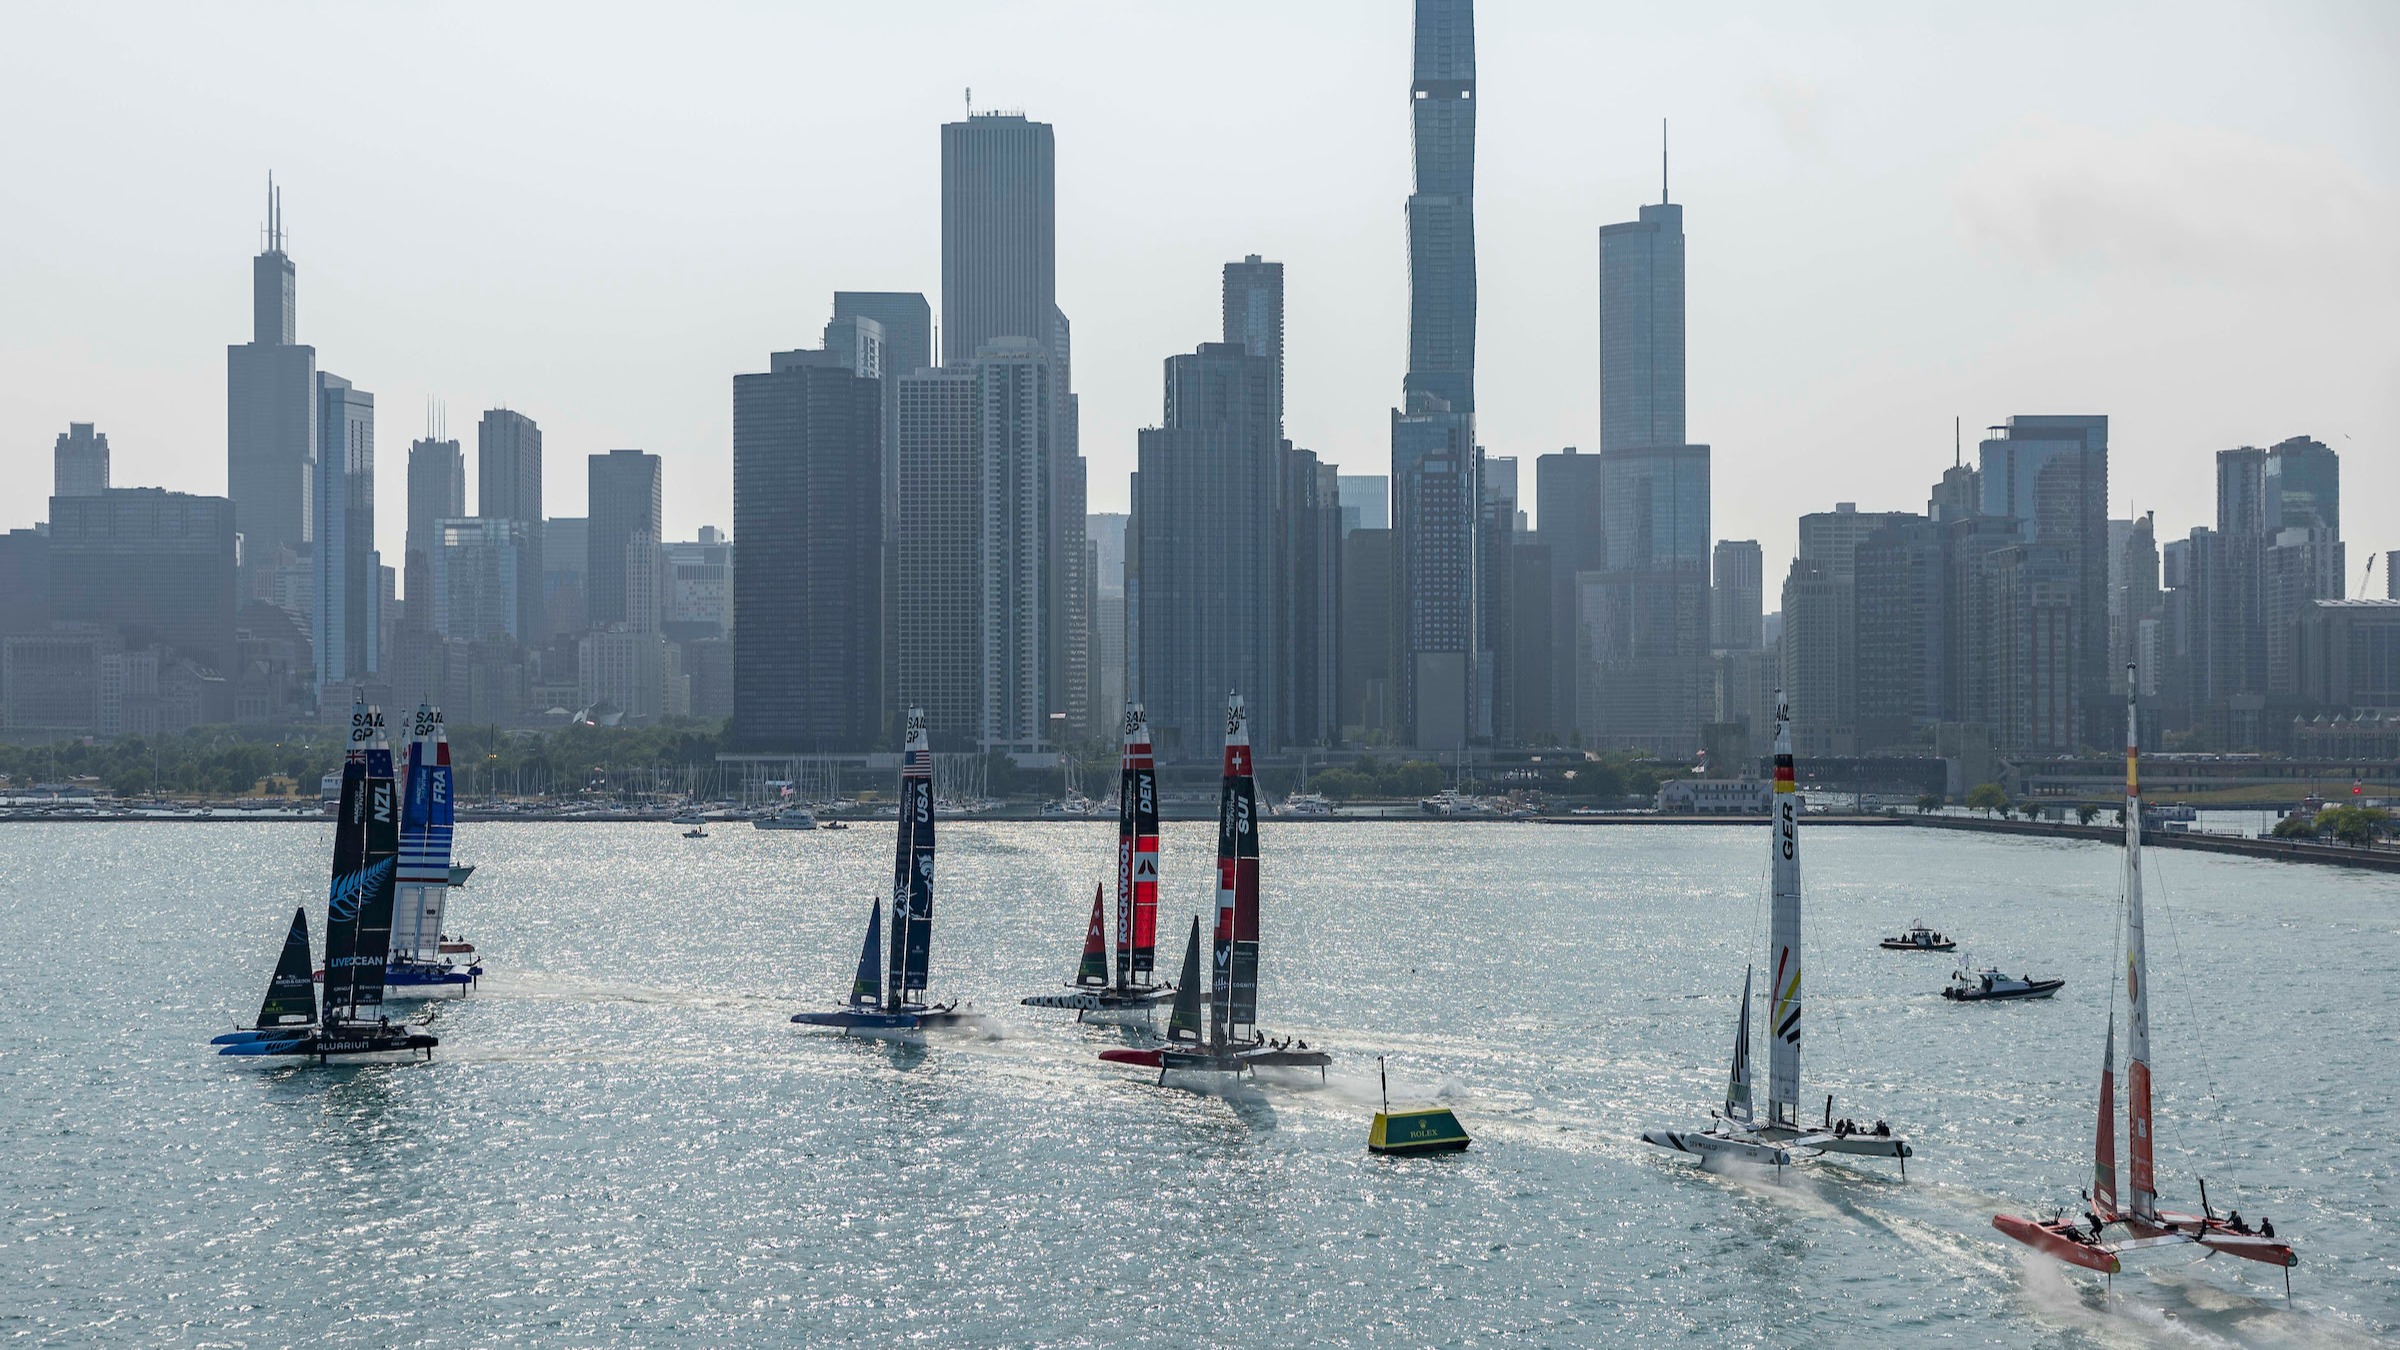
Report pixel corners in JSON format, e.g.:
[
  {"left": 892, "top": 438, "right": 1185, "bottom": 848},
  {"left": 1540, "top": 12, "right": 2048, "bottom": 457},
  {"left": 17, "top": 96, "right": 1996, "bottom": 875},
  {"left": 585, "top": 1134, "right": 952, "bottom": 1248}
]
[{"left": 1369, "top": 1055, "right": 1471, "bottom": 1155}]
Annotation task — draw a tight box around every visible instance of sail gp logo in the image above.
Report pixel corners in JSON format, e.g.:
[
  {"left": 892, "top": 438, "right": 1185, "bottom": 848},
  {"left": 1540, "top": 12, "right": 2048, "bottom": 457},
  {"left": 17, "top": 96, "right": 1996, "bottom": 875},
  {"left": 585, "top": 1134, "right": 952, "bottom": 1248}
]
[{"left": 328, "top": 859, "right": 395, "bottom": 921}]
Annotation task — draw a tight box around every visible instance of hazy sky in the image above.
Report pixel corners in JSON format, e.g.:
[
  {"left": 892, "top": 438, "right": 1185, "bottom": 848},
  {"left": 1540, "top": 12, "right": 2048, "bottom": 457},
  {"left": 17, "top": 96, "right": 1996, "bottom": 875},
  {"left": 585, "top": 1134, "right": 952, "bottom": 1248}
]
[{"left": 3, "top": 1, "right": 2394, "bottom": 591}]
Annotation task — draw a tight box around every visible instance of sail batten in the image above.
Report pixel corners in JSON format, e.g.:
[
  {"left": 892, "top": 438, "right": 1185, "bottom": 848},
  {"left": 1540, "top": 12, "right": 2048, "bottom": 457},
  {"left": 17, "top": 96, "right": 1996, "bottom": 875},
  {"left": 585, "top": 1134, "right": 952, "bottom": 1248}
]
[{"left": 1766, "top": 693, "right": 1803, "bottom": 1128}]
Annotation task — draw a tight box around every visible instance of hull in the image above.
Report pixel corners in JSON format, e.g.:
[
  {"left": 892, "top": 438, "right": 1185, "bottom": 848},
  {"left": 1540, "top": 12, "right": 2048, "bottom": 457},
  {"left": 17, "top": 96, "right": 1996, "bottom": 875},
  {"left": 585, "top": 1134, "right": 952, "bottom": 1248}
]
[
  {"left": 2132, "top": 1212, "right": 2299, "bottom": 1269},
  {"left": 790, "top": 1005, "right": 987, "bottom": 1037},
  {"left": 216, "top": 1025, "right": 437, "bottom": 1062},
  {"left": 1879, "top": 939, "right": 1955, "bottom": 951},
  {"left": 1993, "top": 1215, "right": 2123, "bottom": 1274},
  {"left": 1021, "top": 985, "right": 1176, "bottom": 1022},
  {"left": 382, "top": 959, "right": 479, "bottom": 999},
  {"left": 1639, "top": 1127, "right": 1793, "bottom": 1168},
  {"left": 1943, "top": 978, "right": 2064, "bottom": 1001}
]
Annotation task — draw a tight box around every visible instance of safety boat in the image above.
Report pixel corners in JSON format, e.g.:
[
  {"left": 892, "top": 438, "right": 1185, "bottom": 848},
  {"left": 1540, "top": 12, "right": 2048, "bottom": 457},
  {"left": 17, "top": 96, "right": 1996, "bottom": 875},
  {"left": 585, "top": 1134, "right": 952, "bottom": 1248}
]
[
  {"left": 1993, "top": 665, "right": 2296, "bottom": 1289},
  {"left": 791, "top": 709, "right": 983, "bottom": 1037},
  {"left": 1098, "top": 693, "right": 1329, "bottom": 1085},
  {"left": 1640, "top": 693, "right": 1911, "bottom": 1174},
  {"left": 1022, "top": 704, "right": 1175, "bottom": 1023},
  {"left": 215, "top": 700, "right": 437, "bottom": 1062},
  {"left": 1942, "top": 964, "right": 2062, "bottom": 1001},
  {"left": 1879, "top": 923, "right": 1956, "bottom": 951}
]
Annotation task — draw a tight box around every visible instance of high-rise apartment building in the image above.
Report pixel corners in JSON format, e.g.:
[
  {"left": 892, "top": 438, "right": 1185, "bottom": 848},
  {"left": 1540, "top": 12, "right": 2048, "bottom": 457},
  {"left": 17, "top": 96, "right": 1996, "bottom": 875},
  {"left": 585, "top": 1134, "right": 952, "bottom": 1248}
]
[
  {"left": 227, "top": 184, "right": 316, "bottom": 569},
  {"left": 1403, "top": 0, "right": 1477, "bottom": 417},
  {"left": 587, "top": 450, "right": 663, "bottom": 630},
  {"left": 1711, "top": 539, "right": 1763, "bottom": 651},
  {"left": 894, "top": 366, "right": 983, "bottom": 748},
  {"left": 1223, "top": 255, "right": 1285, "bottom": 434},
  {"left": 313, "top": 374, "right": 377, "bottom": 688},
  {"left": 1089, "top": 512, "right": 1128, "bottom": 724},
  {"left": 730, "top": 349, "right": 883, "bottom": 752},
  {"left": 53, "top": 423, "right": 108, "bottom": 498},
  {"left": 477, "top": 409, "right": 544, "bottom": 644},
  {"left": 1852, "top": 515, "right": 1943, "bottom": 751},
  {"left": 833, "top": 292, "right": 932, "bottom": 724},
  {"left": 1979, "top": 415, "right": 2109, "bottom": 748},
  {"left": 403, "top": 436, "right": 464, "bottom": 629},
  {"left": 1281, "top": 448, "right": 1342, "bottom": 750},
  {"left": 1132, "top": 342, "right": 1281, "bottom": 758},
  {"left": 1388, "top": 0, "right": 1483, "bottom": 751}
]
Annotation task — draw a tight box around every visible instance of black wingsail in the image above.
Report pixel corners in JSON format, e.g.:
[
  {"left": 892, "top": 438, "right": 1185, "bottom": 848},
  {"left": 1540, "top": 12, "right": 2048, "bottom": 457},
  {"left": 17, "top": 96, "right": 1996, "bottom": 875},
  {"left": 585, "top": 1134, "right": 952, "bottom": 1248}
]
[
  {"left": 319, "top": 704, "right": 375, "bottom": 1022},
  {"left": 886, "top": 709, "right": 935, "bottom": 1009},
  {"left": 346, "top": 742, "right": 402, "bottom": 1015},
  {"left": 1166, "top": 916, "right": 1205, "bottom": 1045},
  {"left": 255, "top": 906, "right": 317, "bottom": 1028}
]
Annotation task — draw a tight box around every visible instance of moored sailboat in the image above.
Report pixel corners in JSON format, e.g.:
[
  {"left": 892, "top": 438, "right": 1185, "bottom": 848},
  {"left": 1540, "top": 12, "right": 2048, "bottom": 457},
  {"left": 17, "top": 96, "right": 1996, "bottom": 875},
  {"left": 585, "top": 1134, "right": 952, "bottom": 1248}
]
[
  {"left": 1641, "top": 694, "right": 1910, "bottom": 1172},
  {"left": 1993, "top": 665, "right": 2296, "bottom": 1285},
  {"left": 791, "top": 709, "right": 982, "bottom": 1037},
  {"left": 1099, "top": 693, "right": 1328, "bottom": 1084},
  {"left": 1023, "top": 703, "right": 1175, "bottom": 1023},
  {"left": 217, "top": 701, "right": 436, "bottom": 1062}
]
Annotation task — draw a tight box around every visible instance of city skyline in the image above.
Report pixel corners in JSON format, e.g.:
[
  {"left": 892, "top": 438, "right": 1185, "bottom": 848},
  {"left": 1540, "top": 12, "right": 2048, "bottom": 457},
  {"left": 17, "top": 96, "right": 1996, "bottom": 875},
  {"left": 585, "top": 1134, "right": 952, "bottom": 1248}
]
[{"left": 2, "top": 4, "right": 2390, "bottom": 592}]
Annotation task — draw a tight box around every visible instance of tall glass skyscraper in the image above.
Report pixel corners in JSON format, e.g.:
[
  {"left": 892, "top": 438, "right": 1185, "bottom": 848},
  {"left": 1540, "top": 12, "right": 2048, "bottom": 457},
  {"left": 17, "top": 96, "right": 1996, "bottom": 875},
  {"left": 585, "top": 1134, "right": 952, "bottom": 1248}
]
[
  {"left": 1391, "top": 0, "right": 1485, "bottom": 750},
  {"left": 314, "top": 373, "right": 377, "bottom": 687},
  {"left": 1597, "top": 195, "right": 1685, "bottom": 453},
  {"left": 227, "top": 181, "right": 317, "bottom": 568}
]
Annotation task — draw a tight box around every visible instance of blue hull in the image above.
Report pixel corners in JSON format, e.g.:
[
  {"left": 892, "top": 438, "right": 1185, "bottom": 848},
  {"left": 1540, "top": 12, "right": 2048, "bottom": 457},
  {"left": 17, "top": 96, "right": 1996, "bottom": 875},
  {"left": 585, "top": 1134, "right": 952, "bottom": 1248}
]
[{"left": 385, "top": 961, "right": 479, "bottom": 991}]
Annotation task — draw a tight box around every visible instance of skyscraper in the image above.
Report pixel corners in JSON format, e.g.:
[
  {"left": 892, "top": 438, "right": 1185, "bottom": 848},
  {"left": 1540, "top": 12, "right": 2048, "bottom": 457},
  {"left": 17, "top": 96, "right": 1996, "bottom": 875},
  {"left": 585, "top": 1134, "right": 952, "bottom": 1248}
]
[
  {"left": 1132, "top": 342, "right": 1281, "bottom": 758},
  {"left": 587, "top": 449, "right": 663, "bottom": 630},
  {"left": 1578, "top": 444, "right": 1711, "bottom": 755},
  {"left": 403, "top": 436, "right": 464, "bottom": 630},
  {"left": 833, "top": 292, "right": 932, "bottom": 731},
  {"left": 477, "top": 409, "right": 544, "bottom": 643},
  {"left": 1403, "top": 0, "right": 1477, "bottom": 417},
  {"left": 730, "top": 348, "right": 883, "bottom": 752},
  {"left": 432, "top": 517, "right": 528, "bottom": 643},
  {"left": 1597, "top": 156, "right": 1685, "bottom": 454},
  {"left": 894, "top": 365, "right": 983, "bottom": 748},
  {"left": 53, "top": 423, "right": 108, "bottom": 498},
  {"left": 1391, "top": 0, "right": 1483, "bottom": 750},
  {"left": 49, "top": 488, "right": 238, "bottom": 676},
  {"left": 1979, "top": 415, "right": 2109, "bottom": 747},
  {"left": 313, "top": 374, "right": 377, "bottom": 688},
  {"left": 976, "top": 339, "right": 1064, "bottom": 755},
  {"left": 942, "top": 115, "right": 1059, "bottom": 364},
  {"left": 226, "top": 182, "right": 316, "bottom": 569},
  {"left": 1222, "top": 255, "right": 1285, "bottom": 434},
  {"left": 1337, "top": 475, "right": 1388, "bottom": 534},
  {"left": 1536, "top": 447, "right": 1604, "bottom": 731},
  {"left": 1710, "top": 539, "right": 1763, "bottom": 650}
]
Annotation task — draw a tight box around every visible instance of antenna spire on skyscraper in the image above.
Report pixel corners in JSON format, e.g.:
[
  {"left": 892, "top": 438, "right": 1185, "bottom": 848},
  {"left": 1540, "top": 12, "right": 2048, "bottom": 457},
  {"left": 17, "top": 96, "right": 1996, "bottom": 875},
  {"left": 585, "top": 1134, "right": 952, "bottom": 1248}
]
[{"left": 1662, "top": 118, "right": 1669, "bottom": 204}]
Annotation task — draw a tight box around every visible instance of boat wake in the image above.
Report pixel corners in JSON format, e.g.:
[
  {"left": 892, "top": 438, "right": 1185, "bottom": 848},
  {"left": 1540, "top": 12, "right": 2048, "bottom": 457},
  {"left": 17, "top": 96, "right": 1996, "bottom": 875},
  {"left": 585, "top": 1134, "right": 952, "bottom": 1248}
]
[{"left": 2012, "top": 1251, "right": 2357, "bottom": 1348}]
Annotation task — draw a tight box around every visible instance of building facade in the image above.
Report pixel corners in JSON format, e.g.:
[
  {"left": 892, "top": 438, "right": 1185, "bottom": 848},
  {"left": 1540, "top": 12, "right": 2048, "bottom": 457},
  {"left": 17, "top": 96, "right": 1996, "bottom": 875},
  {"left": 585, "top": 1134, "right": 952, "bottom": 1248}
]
[
  {"left": 54, "top": 423, "right": 108, "bottom": 498},
  {"left": 313, "top": 373, "right": 377, "bottom": 689},
  {"left": 477, "top": 409, "right": 544, "bottom": 644},
  {"left": 587, "top": 449, "right": 663, "bottom": 631},
  {"left": 227, "top": 186, "right": 317, "bottom": 572}
]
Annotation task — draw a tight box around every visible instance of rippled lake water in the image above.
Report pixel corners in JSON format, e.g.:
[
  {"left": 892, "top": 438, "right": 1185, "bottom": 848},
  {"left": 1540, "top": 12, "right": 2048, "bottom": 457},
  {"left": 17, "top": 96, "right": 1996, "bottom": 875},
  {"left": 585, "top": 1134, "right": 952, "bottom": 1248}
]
[{"left": 2, "top": 819, "right": 2394, "bottom": 1346}]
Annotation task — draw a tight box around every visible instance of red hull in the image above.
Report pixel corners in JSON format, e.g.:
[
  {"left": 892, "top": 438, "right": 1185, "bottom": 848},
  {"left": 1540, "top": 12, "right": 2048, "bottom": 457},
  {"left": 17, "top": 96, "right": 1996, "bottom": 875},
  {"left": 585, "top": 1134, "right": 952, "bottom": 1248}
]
[
  {"left": 1993, "top": 1214, "right": 2121, "bottom": 1274},
  {"left": 1098, "top": 1048, "right": 1164, "bottom": 1068}
]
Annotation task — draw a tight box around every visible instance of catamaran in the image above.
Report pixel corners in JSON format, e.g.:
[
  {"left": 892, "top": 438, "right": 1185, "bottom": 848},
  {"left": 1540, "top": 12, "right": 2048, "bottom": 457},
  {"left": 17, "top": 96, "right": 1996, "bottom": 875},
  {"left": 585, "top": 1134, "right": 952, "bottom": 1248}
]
[
  {"left": 215, "top": 701, "right": 437, "bottom": 1062},
  {"left": 1022, "top": 703, "right": 1174, "bottom": 1023},
  {"left": 1641, "top": 694, "right": 1911, "bottom": 1172},
  {"left": 1993, "top": 665, "right": 2296, "bottom": 1286},
  {"left": 1099, "top": 693, "right": 1329, "bottom": 1084},
  {"left": 388, "top": 705, "right": 481, "bottom": 996},
  {"left": 792, "top": 709, "right": 982, "bottom": 1037}
]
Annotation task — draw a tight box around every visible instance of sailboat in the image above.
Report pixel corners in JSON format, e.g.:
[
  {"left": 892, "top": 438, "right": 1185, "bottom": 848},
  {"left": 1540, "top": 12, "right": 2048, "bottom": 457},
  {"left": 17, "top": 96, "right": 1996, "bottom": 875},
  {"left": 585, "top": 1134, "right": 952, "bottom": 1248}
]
[
  {"left": 792, "top": 708, "right": 982, "bottom": 1037},
  {"left": 1640, "top": 693, "right": 1910, "bottom": 1171},
  {"left": 1993, "top": 665, "right": 2297, "bottom": 1284},
  {"left": 215, "top": 700, "right": 437, "bottom": 1062},
  {"left": 1099, "top": 692, "right": 1329, "bottom": 1084},
  {"left": 387, "top": 705, "right": 480, "bottom": 997},
  {"left": 1022, "top": 703, "right": 1175, "bottom": 1022}
]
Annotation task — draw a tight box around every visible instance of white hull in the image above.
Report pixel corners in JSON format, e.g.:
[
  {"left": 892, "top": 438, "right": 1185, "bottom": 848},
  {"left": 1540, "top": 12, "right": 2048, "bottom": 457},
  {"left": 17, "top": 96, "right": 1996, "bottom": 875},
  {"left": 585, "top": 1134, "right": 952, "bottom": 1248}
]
[{"left": 1641, "top": 1127, "right": 1793, "bottom": 1168}]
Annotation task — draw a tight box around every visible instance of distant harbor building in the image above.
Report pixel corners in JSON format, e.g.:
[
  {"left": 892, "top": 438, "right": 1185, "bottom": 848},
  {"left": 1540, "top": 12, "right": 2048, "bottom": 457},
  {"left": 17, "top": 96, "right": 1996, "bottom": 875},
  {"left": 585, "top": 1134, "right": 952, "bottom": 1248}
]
[
  {"left": 731, "top": 348, "right": 882, "bottom": 753},
  {"left": 314, "top": 374, "right": 378, "bottom": 688},
  {"left": 1655, "top": 777, "right": 1771, "bottom": 815},
  {"left": 587, "top": 449, "right": 663, "bottom": 630},
  {"left": 226, "top": 183, "right": 317, "bottom": 572},
  {"left": 53, "top": 423, "right": 108, "bottom": 498}
]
